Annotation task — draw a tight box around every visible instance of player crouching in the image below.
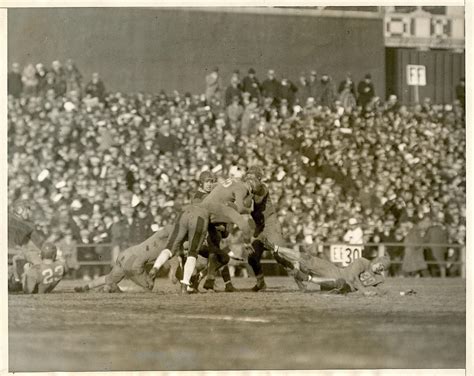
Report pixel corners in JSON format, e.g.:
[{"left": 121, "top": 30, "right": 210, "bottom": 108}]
[{"left": 19, "top": 242, "right": 67, "bottom": 294}]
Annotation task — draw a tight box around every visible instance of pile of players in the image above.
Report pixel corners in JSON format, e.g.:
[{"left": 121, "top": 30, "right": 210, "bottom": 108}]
[{"left": 8, "top": 166, "right": 390, "bottom": 296}]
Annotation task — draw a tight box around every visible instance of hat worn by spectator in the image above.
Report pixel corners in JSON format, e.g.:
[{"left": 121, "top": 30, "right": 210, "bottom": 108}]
[{"left": 349, "top": 218, "right": 358, "bottom": 225}]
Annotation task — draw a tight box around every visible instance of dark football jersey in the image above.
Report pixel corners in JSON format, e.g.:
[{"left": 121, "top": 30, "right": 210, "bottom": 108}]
[{"left": 8, "top": 213, "right": 45, "bottom": 248}]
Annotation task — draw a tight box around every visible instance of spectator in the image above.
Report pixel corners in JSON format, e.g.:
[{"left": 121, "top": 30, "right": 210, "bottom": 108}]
[
  {"left": 338, "top": 81, "right": 357, "bottom": 113},
  {"left": 424, "top": 214, "right": 449, "bottom": 277},
  {"left": 308, "top": 70, "right": 318, "bottom": 101},
  {"left": 42, "top": 72, "right": 58, "bottom": 96},
  {"left": 8, "top": 62, "right": 23, "bottom": 98},
  {"left": 51, "top": 60, "right": 67, "bottom": 96},
  {"left": 225, "top": 75, "right": 242, "bottom": 107},
  {"left": 261, "top": 69, "right": 280, "bottom": 105},
  {"left": 338, "top": 72, "right": 356, "bottom": 97},
  {"left": 357, "top": 73, "right": 375, "bottom": 109},
  {"left": 446, "top": 247, "right": 460, "bottom": 277},
  {"left": 402, "top": 221, "right": 430, "bottom": 277},
  {"left": 76, "top": 227, "right": 98, "bottom": 281},
  {"left": 85, "top": 72, "right": 106, "bottom": 102},
  {"left": 376, "top": 217, "right": 404, "bottom": 276},
  {"left": 455, "top": 77, "right": 465, "bottom": 110},
  {"left": 227, "top": 95, "right": 244, "bottom": 133},
  {"left": 35, "top": 63, "right": 48, "bottom": 94},
  {"left": 241, "top": 97, "right": 259, "bottom": 137},
  {"left": 205, "top": 67, "right": 221, "bottom": 103},
  {"left": 295, "top": 72, "right": 310, "bottom": 106},
  {"left": 21, "top": 64, "right": 39, "bottom": 96},
  {"left": 385, "top": 94, "right": 400, "bottom": 113},
  {"left": 110, "top": 205, "right": 136, "bottom": 261},
  {"left": 278, "top": 98, "right": 292, "bottom": 120},
  {"left": 278, "top": 77, "right": 298, "bottom": 108},
  {"left": 343, "top": 217, "right": 364, "bottom": 245},
  {"left": 57, "top": 229, "right": 79, "bottom": 278},
  {"left": 156, "top": 119, "right": 181, "bottom": 154},
  {"left": 231, "top": 69, "right": 242, "bottom": 89},
  {"left": 134, "top": 202, "right": 155, "bottom": 242},
  {"left": 64, "top": 59, "right": 83, "bottom": 94},
  {"left": 242, "top": 68, "right": 261, "bottom": 102},
  {"left": 318, "top": 74, "right": 337, "bottom": 108}
]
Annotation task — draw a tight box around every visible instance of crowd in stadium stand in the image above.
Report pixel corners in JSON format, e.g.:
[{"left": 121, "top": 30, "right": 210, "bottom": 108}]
[{"left": 8, "top": 61, "right": 465, "bottom": 278}]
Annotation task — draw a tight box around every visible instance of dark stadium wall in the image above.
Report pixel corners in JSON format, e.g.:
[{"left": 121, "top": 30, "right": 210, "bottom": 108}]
[
  {"left": 8, "top": 8, "right": 385, "bottom": 96},
  {"left": 385, "top": 48, "right": 465, "bottom": 105}
]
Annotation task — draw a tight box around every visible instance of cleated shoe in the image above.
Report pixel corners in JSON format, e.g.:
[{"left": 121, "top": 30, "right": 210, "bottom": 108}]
[
  {"left": 74, "top": 285, "right": 90, "bottom": 293},
  {"left": 251, "top": 280, "right": 267, "bottom": 292},
  {"left": 225, "top": 283, "right": 236, "bottom": 292},
  {"left": 180, "top": 282, "right": 197, "bottom": 295}
]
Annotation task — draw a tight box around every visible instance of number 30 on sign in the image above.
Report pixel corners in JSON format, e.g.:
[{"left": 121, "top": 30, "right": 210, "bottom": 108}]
[{"left": 330, "top": 245, "right": 361, "bottom": 266}]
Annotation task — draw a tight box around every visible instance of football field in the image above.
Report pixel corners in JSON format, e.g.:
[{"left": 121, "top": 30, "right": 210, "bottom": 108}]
[{"left": 8, "top": 277, "right": 466, "bottom": 372}]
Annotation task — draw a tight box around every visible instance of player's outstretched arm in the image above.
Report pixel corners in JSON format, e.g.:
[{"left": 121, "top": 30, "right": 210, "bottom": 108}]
[{"left": 351, "top": 278, "right": 370, "bottom": 295}]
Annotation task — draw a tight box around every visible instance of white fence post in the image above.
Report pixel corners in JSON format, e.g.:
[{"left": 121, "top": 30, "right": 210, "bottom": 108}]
[{"left": 378, "top": 243, "right": 386, "bottom": 258}]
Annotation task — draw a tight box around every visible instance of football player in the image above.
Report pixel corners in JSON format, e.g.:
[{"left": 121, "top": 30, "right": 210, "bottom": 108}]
[
  {"left": 149, "top": 175, "right": 259, "bottom": 293},
  {"left": 192, "top": 171, "right": 236, "bottom": 292},
  {"left": 74, "top": 226, "right": 174, "bottom": 293},
  {"left": 9, "top": 200, "right": 46, "bottom": 250},
  {"left": 192, "top": 170, "right": 217, "bottom": 203},
  {"left": 244, "top": 166, "right": 304, "bottom": 291},
  {"left": 22, "top": 242, "right": 67, "bottom": 294},
  {"left": 269, "top": 242, "right": 391, "bottom": 296},
  {"left": 8, "top": 200, "right": 47, "bottom": 291}
]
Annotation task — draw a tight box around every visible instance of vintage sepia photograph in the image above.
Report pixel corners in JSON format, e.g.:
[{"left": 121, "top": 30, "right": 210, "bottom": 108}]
[{"left": 5, "top": 4, "right": 467, "bottom": 373}]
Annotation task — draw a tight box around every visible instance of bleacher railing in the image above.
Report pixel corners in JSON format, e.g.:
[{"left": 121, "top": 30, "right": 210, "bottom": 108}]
[{"left": 67, "top": 241, "right": 466, "bottom": 278}]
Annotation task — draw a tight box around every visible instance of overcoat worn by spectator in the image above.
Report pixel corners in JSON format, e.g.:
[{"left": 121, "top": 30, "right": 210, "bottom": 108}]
[
  {"left": 402, "top": 222, "right": 430, "bottom": 277},
  {"left": 261, "top": 69, "right": 281, "bottom": 105},
  {"left": 242, "top": 68, "right": 261, "bottom": 102},
  {"left": 357, "top": 73, "right": 375, "bottom": 109},
  {"left": 8, "top": 63, "right": 23, "bottom": 98}
]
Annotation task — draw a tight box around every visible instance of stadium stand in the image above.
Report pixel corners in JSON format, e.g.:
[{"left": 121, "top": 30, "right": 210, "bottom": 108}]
[{"left": 7, "top": 61, "right": 465, "bottom": 278}]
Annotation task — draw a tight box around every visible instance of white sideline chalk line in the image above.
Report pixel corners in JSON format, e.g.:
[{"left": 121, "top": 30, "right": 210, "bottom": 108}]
[{"left": 176, "top": 314, "right": 270, "bottom": 323}]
